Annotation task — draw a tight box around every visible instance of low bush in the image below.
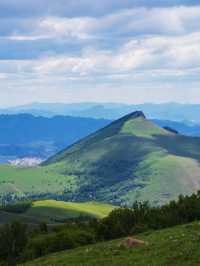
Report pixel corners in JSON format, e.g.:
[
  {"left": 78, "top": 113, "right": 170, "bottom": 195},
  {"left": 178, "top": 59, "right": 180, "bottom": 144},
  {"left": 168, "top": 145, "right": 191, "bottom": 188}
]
[
  {"left": 22, "top": 228, "right": 95, "bottom": 261},
  {"left": 0, "top": 201, "right": 32, "bottom": 214}
]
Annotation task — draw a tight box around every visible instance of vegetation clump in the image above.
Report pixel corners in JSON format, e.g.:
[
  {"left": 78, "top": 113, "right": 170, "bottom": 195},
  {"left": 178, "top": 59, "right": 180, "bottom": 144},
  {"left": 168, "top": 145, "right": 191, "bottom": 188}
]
[{"left": 0, "top": 201, "right": 32, "bottom": 214}]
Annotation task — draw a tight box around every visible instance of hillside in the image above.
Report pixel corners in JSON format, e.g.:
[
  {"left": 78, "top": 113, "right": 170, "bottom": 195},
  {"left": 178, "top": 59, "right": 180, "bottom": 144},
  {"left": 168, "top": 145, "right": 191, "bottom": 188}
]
[
  {"left": 1, "top": 111, "right": 200, "bottom": 206},
  {"left": 23, "top": 221, "right": 200, "bottom": 266},
  {"left": 27, "top": 200, "right": 115, "bottom": 220},
  {"left": 0, "top": 200, "right": 115, "bottom": 224},
  {"left": 42, "top": 111, "right": 200, "bottom": 205}
]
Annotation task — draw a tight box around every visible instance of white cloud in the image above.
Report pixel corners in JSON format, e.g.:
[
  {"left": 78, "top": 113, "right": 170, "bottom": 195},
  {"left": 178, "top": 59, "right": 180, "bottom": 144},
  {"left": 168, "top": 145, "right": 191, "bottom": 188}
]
[
  {"left": 38, "top": 16, "right": 96, "bottom": 40},
  {"left": 30, "top": 32, "right": 200, "bottom": 76},
  {"left": 4, "top": 5, "right": 200, "bottom": 42},
  {"left": 1, "top": 31, "right": 200, "bottom": 79},
  {"left": 0, "top": 73, "right": 7, "bottom": 79},
  {"left": 1, "top": 4, "right": 200, "bottom": 105},
  {"left": 39, "top": 6, "right": 200, "bottom": 38},
  {"left": 7, "top": 35, "right": 49, "bottom": 41}
]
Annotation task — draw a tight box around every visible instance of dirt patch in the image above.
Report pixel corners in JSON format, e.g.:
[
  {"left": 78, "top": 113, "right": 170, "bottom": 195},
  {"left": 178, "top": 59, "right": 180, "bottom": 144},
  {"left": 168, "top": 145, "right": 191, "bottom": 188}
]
[{"left": 119, "top": 237, "right": 147, "bottom": 248}]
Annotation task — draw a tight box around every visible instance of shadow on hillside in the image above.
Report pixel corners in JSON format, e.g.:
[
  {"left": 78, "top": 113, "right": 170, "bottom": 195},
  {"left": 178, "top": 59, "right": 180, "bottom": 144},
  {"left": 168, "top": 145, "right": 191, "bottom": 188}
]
[
  {"left": 152, "top": 134, "right": 200, "bottom": 163},
  {"left": 85, "top": 135, "right": 158, "bottom": 185}
]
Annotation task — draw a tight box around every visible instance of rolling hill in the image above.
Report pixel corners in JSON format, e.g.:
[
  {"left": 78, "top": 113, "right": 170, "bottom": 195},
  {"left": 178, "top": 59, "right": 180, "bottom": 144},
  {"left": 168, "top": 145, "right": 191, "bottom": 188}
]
[
  {"left": 1, "top": 111, "right": 200, "bottom": 206},
  {"left": 0, "top": 200, "right": 115, "bottom": 224},
  {"left": 22, "top": 221, "right": 200, "bottom": 266}
]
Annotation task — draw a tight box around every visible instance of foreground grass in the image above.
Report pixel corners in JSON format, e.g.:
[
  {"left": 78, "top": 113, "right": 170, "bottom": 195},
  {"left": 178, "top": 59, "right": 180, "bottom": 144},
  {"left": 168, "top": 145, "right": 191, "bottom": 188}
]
[{"left": 22, "top": 221, "right": 200, "bottom": 266}]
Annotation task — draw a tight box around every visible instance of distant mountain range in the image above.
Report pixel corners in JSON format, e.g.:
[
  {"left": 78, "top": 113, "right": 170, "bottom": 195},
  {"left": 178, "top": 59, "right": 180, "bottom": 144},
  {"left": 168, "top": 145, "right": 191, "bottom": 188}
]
[
  {"left": 1, "top": 111, "right": 200, "bottom": 206},
  {"left": 1, "top": 114, "right": 200, "bottom": 164},
  {"left": 2, "top": 102, "right": 200, "bottom": 123},
  {"left": 0, "top": 114, "right": 110, "bottom": 162},
  {"left": 153, "top": 119, "right": 200, "bottom": 136}
]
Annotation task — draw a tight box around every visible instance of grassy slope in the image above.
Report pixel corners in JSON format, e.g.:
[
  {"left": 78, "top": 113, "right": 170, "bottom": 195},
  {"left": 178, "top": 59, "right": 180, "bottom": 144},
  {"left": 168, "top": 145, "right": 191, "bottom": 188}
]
[
  {"left": 22, "top": 221, "right": 200, "bottom": 266},
  {"left": 25, "top": 200, "right": 115, "bottom": 221},
  {"left": 0, "top": 200, "right": 115, "bottom": 224},
  {"left": 1, "top": 114, "right": 200, "bottom": 206},
  {"left": 119, "top": 153, "right": 200, "bottom": 205},
  {"left": 120, "top": 117, "right": 171, "bottom": 138},
  {"left": 0, "top": 164, "right": 77, "bottom": 196}
]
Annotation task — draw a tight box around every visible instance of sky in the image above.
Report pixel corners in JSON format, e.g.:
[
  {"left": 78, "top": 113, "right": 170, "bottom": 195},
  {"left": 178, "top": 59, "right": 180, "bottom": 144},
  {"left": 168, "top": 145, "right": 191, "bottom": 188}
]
[{"left": 0, "top": 0, "right": 200, "bottom": 107}]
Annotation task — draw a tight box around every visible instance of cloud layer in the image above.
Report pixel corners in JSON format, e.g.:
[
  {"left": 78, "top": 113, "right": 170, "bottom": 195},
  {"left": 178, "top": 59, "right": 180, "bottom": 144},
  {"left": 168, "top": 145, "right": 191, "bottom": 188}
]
[{"left": 0, "top": 1, "right": 200, "bottom": 106}]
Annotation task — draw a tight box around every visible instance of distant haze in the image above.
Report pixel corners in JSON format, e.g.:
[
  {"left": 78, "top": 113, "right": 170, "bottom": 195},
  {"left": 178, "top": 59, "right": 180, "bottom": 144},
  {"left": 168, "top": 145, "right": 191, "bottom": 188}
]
[{"left": 2, "top": 102, "right": 200, "bottom": 123}]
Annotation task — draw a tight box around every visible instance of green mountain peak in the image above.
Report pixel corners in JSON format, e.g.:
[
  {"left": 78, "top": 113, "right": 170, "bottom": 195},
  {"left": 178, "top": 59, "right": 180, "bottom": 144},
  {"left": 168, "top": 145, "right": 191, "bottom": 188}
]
[
  {"left": 118, "top": 110, "right": 146, "bottom": 121},
  {"left": 1, "top": 111, "right": 200, "bottom": 207}
]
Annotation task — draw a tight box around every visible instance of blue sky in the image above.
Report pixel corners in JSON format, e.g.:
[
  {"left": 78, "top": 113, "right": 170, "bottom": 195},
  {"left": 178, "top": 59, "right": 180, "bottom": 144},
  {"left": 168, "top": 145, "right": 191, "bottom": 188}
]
[{"left": 0, "top": 0, "right": 200, "bottom": 106}]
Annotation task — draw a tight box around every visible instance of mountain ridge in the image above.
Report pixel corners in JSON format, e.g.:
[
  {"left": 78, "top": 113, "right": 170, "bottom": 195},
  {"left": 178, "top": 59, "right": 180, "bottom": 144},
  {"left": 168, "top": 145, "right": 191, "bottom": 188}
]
[
  {"left": 43, "top": 110, "right": 167, "bottom": 165},
  {"left": 3, "top": 102, "right": 200, "bottom": 122}
]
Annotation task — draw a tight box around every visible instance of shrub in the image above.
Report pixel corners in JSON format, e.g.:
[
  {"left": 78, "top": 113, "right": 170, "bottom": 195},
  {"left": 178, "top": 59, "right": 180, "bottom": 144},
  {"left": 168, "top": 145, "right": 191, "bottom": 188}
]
[
  {"left": 23, "top": 227, "right": 95, "bottom": 261},
  {"left": 0, "top": 201, "right": 32, "bottom": 214},
  {"left": 0, "top": 221, "right": 27, "bottom": 264}
]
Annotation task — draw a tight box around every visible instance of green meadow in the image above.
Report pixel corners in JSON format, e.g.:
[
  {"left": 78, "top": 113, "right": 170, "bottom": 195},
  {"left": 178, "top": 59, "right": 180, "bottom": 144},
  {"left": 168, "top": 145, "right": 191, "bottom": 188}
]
[
  {"left": 22, "top": 221, "right": 200, "bottom": 266},
  {"left": 26, "top": 200, "right": 115, "bottom": 221},
  {"left": 0, "top": 200, "right": 115, "bottom": 224}
]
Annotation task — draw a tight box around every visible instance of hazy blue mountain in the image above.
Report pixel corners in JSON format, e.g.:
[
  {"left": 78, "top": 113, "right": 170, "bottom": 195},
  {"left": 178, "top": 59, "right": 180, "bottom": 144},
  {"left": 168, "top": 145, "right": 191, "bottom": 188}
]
[
  {"left": 0, "top": 103, "right": 100, "bottom": 118},
  {"left": 153, "top": 120, "right": 200, "bottom": 136},
  {"left": 2, "top": 102, "right": 200, "bottom": 123},
  {"left": 0, "top": 114, "right": 110, "bottom": 162},
  {"left": 0, "top": 114, "right": 200, "bottom": 163},
  {"left": 1, "top": 113, "right": 200, "bottom": 164}
]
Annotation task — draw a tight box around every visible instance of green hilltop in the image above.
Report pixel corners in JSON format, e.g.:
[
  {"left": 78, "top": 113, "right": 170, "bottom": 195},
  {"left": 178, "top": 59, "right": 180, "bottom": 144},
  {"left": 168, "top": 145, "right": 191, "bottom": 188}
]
[{"left": 1, "top": 111, "right": 200, "bottom": 206}]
